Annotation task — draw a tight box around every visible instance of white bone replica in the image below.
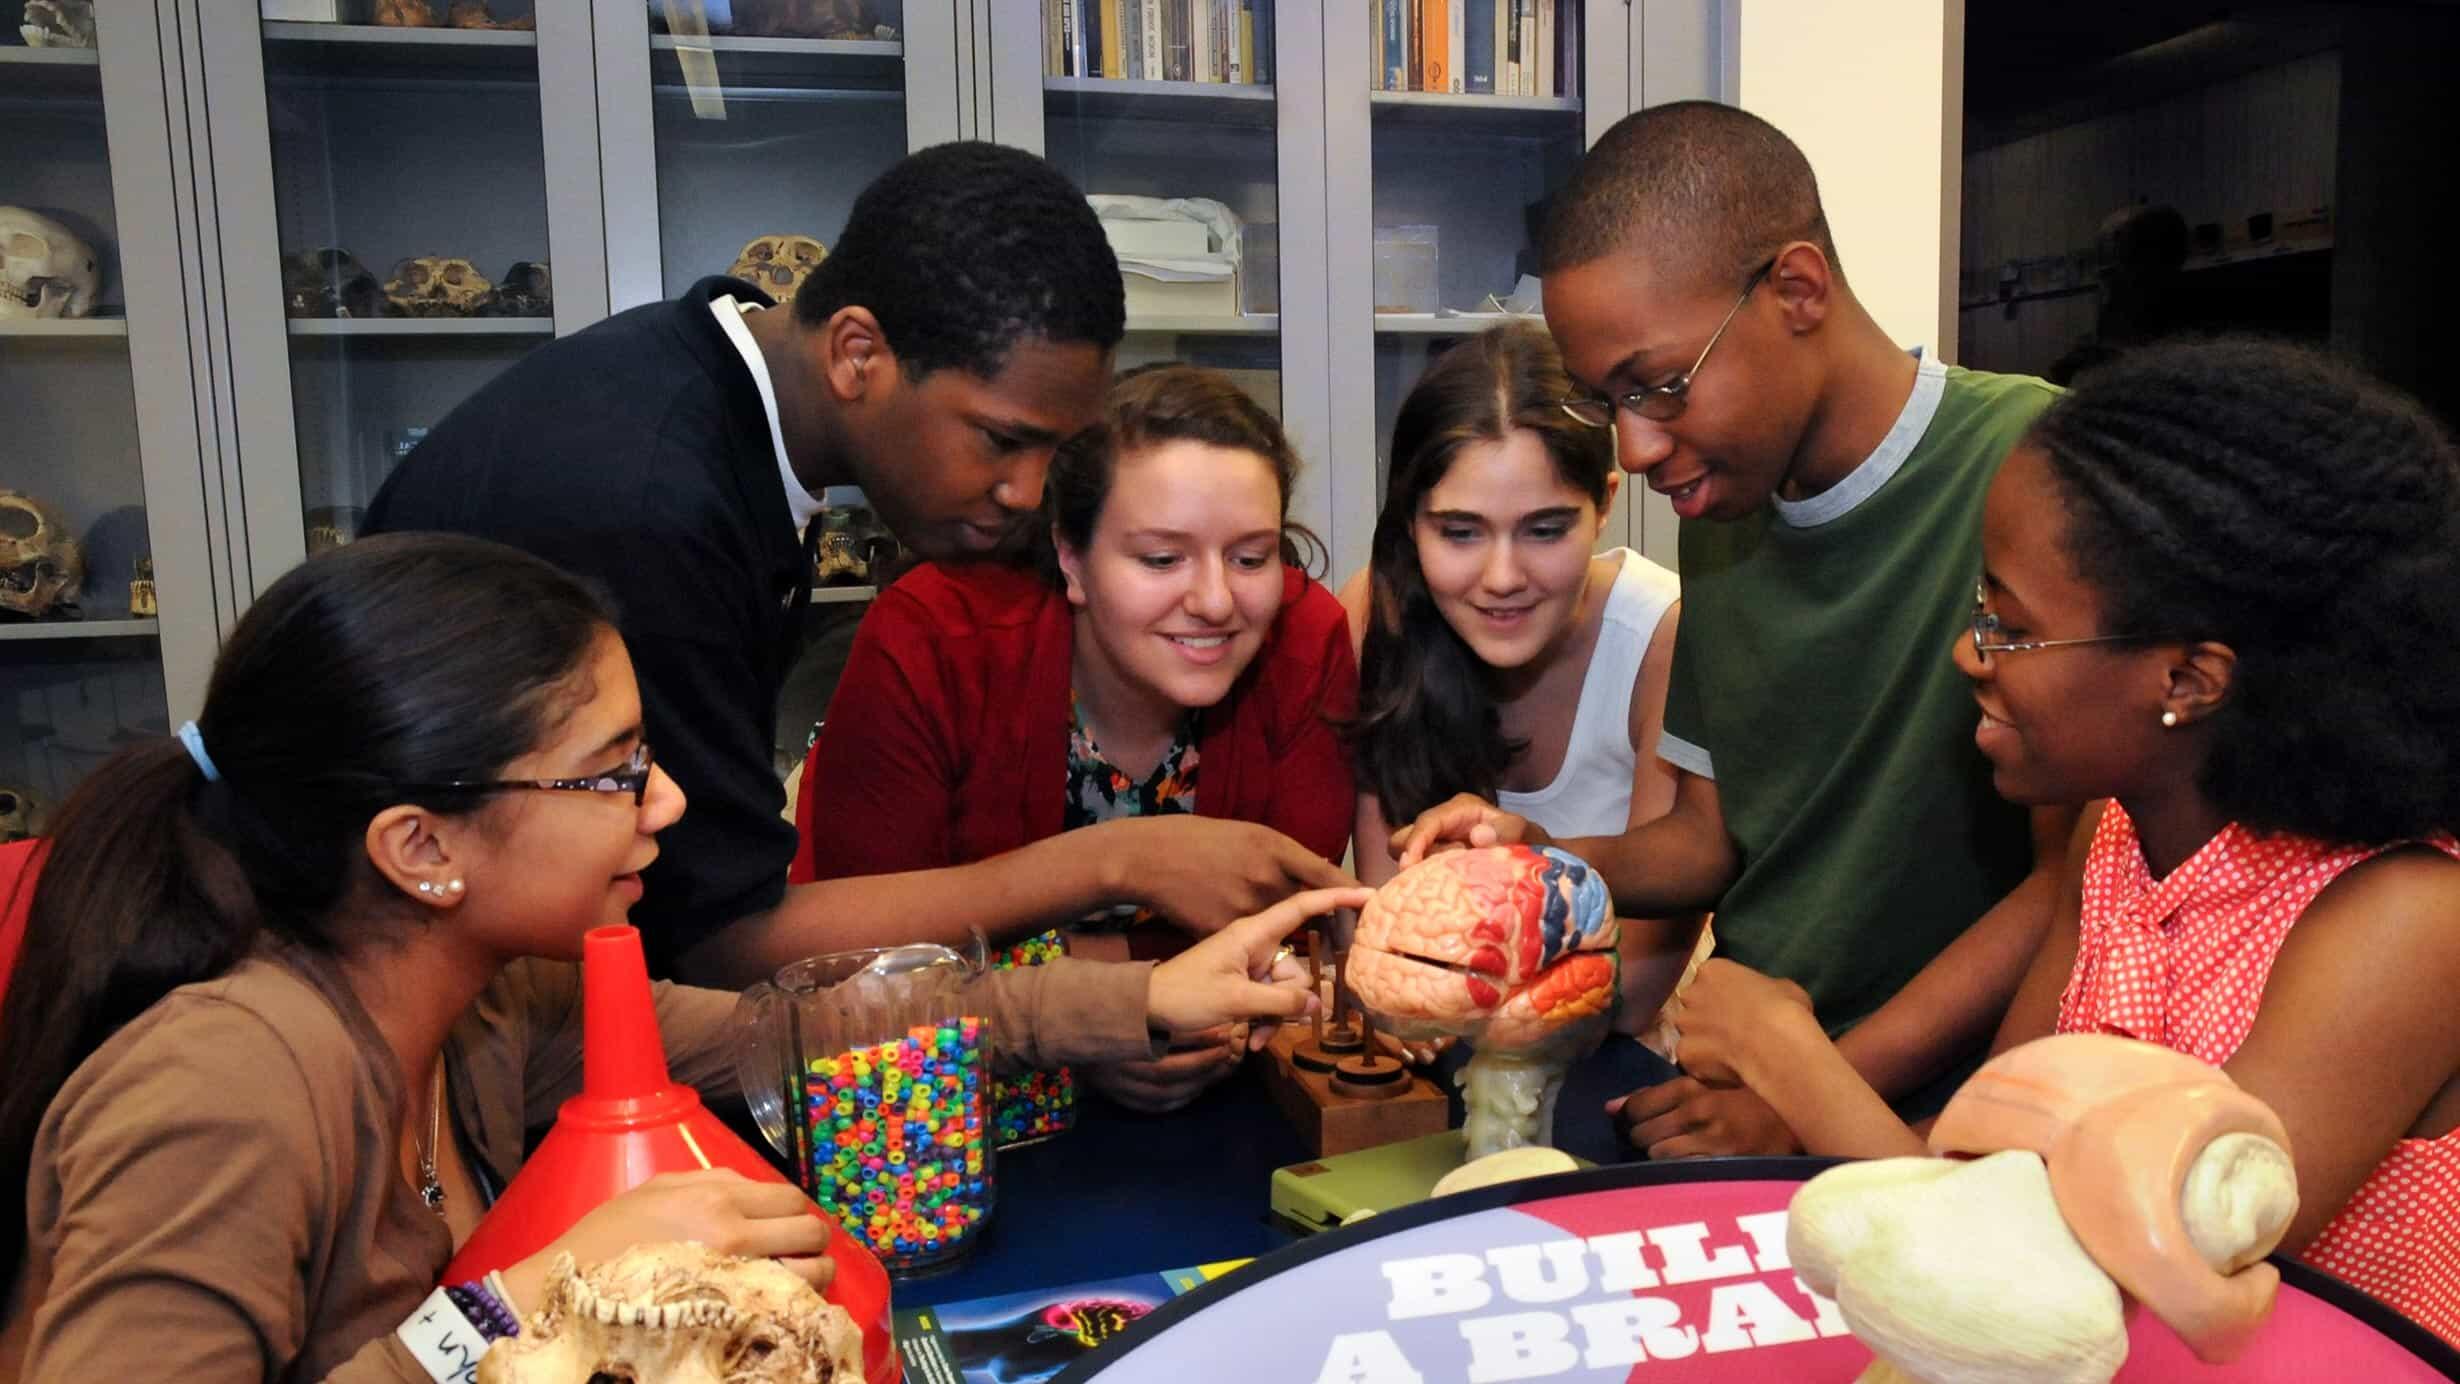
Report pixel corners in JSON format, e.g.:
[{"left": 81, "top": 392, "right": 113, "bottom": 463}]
[
  {"left": 1346, "top": 845, "right": 1618, "bottom": 1160},
  {"left": 0, "top": 207, "right": 100, "bottom": 320},
  {"left": 476, "top": 1242, "right": 865, "bottom": 1384},
  {"left": 1786, "top": 1035, "right": 2299, "bottom": 1384},
  {"left": 19, "top": 0, "right": 95, "bottom": 47}
]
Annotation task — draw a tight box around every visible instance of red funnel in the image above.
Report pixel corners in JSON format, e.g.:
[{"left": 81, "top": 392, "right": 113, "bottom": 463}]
[{"left": 442, "top": 926, "right": 897, "bottom": 1383}]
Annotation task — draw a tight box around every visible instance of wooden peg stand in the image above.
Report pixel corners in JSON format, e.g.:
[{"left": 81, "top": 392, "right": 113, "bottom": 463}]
[{"left": 1259, "top": 924, "right": 1448, "bottom": 1156}]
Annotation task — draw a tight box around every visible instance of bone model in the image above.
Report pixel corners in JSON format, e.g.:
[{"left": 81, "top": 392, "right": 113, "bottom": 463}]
[
  {"left": 1346, "top": 845, "right": 1618, "bottom": 1159},
  {"left": 1786, "top": 1035, "right": 2299, "bottom": 1384}
]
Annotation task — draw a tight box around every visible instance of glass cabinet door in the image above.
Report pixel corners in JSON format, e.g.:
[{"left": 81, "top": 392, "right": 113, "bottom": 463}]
[
  {"left": 1, "top": 17, "right": 168, "bottom": 827},
  {"left": 1039, "top": 0, "right": 1286, "bottom": 422},
  {"left": 1366, "top": 0, "right": 1588, "bottom": 512},
  {"left": 632, "top": 1, "right": 913, "bottom": 308},
  {"left": 253, "top": 1, "right": 560, "bottom": 556}
]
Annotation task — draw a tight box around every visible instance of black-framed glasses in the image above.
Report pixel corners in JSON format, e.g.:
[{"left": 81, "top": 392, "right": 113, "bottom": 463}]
[
  {"left": 398, "top": 742, "right": 656, "bottom": 805},
  {"left": 1970, "top": 582, "right": 2153, "bottom": 662},
  {"left": 1559, "top": 256, "right": 1777, "bottom": 427}
]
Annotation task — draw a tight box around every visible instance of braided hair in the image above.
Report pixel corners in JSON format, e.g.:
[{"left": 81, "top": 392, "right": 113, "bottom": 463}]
[{"left": 2032, "top": 336, "right": 2460, "bottom": 843}]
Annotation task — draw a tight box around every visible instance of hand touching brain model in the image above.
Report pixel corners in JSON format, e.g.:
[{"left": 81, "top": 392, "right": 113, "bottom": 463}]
[{"left": 1345, "top": 845, "right": 1619, "bottom": 1159}]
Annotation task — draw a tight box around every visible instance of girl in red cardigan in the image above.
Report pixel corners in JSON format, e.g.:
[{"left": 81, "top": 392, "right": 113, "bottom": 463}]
[{"left": 794, "top": 364, "right": 1359, "bottom": 1113}]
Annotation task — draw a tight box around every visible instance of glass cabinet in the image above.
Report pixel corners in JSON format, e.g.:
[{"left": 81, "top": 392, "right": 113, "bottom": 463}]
[
  {"left": 1, "top": 13, "right": 170, "bottom": 834},
  {"left": 251, "top": 3, "right": 561, "bottom": 555},
  {"left": 1039, "top": 0, "right": 1287, "bottom": 422}
]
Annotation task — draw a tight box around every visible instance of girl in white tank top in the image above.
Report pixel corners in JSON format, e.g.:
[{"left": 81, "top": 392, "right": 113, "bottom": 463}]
[{"left": 1343, "top": 325, "right": 1701, "bottom": 1040}]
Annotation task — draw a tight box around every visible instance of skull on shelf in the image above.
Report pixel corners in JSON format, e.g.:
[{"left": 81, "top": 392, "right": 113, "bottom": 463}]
[
  {"left": 0, "top": 490, "right": 86, "bottom": 620},
  {"left": 480, "top": 260, "right": 552, "bottom": 317},
  {"left": 129, "top": 556, "right": 157, "bottom": 619},
  {"left": 446, "top": 0, "right": 534, "bottom": 30},
  {"left": 473, "top": 1243, "right": 865, "bottom": 1384},
  {"left": 0, "top": 207, "right": 100, "bottom": 321},
  {"left": 373, "top": 0, "right": 437, "bottom": 26},
  {"left": 812, "top": 530, "right": 866, "bottom": 586},
  {"left": 305, "top": 506, "right": 364, "bottom": 557},
  {"left": 0, "top": 785, "right": 39, "bottom": 845},
  {"left": 384, "top": 257, "right": 493, "bottom": 318},
  {"left": 281, "top": 247, "right": 387, "bottom": 320},
  {"left": 732, "top": 0, "right": 887, "bottom": 40},
  {"left": 728, "top": 235, "right": 829, "bottom": 305},
  {"left": 19, "top": 0, "right": 97, "bottom": 48}
]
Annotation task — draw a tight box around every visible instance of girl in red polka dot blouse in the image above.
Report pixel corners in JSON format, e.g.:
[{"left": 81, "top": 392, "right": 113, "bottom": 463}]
[{"left": 1648, "top": 338, "right": 2460, "bottom": 1346}]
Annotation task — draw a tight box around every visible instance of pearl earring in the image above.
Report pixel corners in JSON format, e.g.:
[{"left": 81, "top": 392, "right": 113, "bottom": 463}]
[
  {"left": 2161, "top": 710, "right": 2180, "bottom": 728},
  {"left": 446, "top": 879, "right": 464, "bottom": 895}
]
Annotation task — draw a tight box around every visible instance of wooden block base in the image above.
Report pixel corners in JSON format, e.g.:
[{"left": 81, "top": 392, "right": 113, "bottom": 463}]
[{"left": 1260, "top": 1023, "right": 1449, "bottom": 1157}]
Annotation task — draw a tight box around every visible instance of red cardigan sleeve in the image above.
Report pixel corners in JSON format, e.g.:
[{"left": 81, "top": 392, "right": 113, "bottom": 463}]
[
  {"left": 791, "top": 585, "right": 964, "bottom": 884},
  {"left": 1255, "top": 575, "right": 1360, "bottom": 866}
]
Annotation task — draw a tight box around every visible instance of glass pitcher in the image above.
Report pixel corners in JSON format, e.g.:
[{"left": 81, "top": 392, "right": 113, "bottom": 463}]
[{"left": 734, "top": 942, "right": 994, "bottom": 1277}]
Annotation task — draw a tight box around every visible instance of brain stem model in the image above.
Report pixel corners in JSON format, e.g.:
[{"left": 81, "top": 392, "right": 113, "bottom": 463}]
[{"left": 1346, "top": 845, "right": 1618, "bottom": 1159}]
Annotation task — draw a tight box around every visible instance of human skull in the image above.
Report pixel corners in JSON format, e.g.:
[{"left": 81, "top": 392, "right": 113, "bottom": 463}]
[
  {"left": 19, "top": 0, "right": 97, "bottom": 48},
  {"left": 812, "top": 530, "right": 866, "bottom": 585},
  {"left": 385, "top": 257, "right": 493, "bottom": 317},
  {"left": 0, "top": 490, "right": 86, "bottom": 620},
  {"left": 128, "top": 556, "right": 157, "bottom": 619},
  {"left": 475, "top": 1242, "right": 866, "bottom": 1384},
  {"left": 481, "top": 260, "right": 553, "bottom": 317},
  {"left": 1346, "top": 845, "right": 1618, "bottom": 1158},
  {"left": 282, "top": 248, "right": 386, "bottom": 319},
  {"left": 0, "top": 785, "right": 38, "bottom": 844},
  {"left": 0, "top": 207, "right": 100, "bottom": 320},
  {"left": 728, "top": 235, "right": 828, "bottom": 305}
]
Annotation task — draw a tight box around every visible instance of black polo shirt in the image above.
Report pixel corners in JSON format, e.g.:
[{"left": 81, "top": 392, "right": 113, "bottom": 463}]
[{"left": 365, "top": 277, "right": 810, "bottom": 976}]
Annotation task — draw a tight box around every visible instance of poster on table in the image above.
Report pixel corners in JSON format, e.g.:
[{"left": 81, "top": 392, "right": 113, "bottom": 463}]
[{"left": 1059, "top": 1160, "right": 2460, "bottom": 1383}]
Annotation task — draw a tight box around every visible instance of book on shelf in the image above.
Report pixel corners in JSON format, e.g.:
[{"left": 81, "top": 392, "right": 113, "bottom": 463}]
[{"left": 1046, "top": 0, "right": 1273, "bottom": 86}]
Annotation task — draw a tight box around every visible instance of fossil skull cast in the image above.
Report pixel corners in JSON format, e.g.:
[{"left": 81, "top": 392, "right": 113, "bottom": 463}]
[
  {"left": 282, "top": 248, "right": 386, "bottom": 319},
  {"left": 483, "top": 260, "right": 553, "bottom": 317},
  {"left": 1787, "top": 1034, "right": 2299, "bottom": 1384},
  {"left": 385, "top": 257, "right": 493, "bottom": 318},
  {"left": 19, "top": 0, "right": 97, "bottom": 48},
  {"left": 476, "top": 1242, "right": 866, "bottom": 1384},
  {"left": 0, "top": 490, "right": 86, "bottom": 619},
  {"left": 0, "top": 784, "right": 39, "bottom": 844},
  {"left": 1346, "top": 845, "right": 1617, "bottom": 1159},
  {"left": 728, "top": 235, "right": 828, "bottom": 305},
  {"left": 1, "top": 207, "right": 100, "bottom": 320}
]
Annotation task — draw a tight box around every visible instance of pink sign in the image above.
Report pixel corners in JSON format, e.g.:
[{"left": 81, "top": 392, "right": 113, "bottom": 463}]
[{"left": 1076, "top": 1165, "right": 2457, "bottom": 1383}]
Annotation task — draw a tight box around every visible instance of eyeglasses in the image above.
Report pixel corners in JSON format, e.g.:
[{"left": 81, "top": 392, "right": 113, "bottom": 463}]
[
  {"left": 1970, "top": 582, "right": 2153, "bottom": 662},
  {"left": 398, "top": 742, "right": 656, "bottom": 806},
  {"left": 1559, "top": 257, "right": 1777, "bottom": 427}
]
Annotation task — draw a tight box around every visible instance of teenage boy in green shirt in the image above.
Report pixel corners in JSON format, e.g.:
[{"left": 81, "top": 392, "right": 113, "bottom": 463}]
[{"left": 1396, "top": 102, "right": 2074, "bottom": 1157}]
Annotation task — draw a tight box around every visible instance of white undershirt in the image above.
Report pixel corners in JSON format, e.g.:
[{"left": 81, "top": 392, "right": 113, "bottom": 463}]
[{"left": 709, "top": 295, "right": 823, "bottom": 533}]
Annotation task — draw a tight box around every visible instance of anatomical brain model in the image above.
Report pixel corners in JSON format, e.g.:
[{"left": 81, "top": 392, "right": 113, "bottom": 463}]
[
  {"left": 1788, "top": 1035, "right": 2298, "bottom": 1384},
  {"left": 1346, "top": 845, "right": 1618, "bottom": 1160},
  {"left": 476, "top": 1242, "right": 865, "bottom": 1384}
]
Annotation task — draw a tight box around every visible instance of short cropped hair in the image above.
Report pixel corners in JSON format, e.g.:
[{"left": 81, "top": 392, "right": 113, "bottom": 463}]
[
  {"left": 1540, "top": 101, "right": 1838, "bottom": 290},
  {"left": 796, "top": 141, "right": 1125, "bottom": 379}
]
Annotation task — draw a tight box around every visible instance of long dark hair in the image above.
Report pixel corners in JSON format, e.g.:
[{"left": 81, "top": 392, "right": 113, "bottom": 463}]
[
  {"left": 1352, "top": 323, "right": 1616, "bottom": 823},
  {"left": 0, "top": 533, "right": 617, "bottom": 1297},
  {"left": 2032, "top": 336, "right": 2460, "bottom": 843},
  {"left": 1039, "top": 362, "right": 1325, "bottom": 578}
]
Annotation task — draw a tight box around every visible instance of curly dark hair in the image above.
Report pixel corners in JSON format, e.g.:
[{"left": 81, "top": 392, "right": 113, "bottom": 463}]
[
  {"left": 2032, "top": 336, "right": 2460, "bottom": 843},
  {"left": 1352, "top": 323, "right": 1618, "bottom": 824},
  {"left": 795, "top": 141, "right": 1124, "bottom": 379}
]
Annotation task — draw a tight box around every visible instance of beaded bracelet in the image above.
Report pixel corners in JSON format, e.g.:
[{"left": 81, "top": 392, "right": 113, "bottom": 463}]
[{"left": 444, "top": 1271, "right": 523, "bottom": 1342}]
